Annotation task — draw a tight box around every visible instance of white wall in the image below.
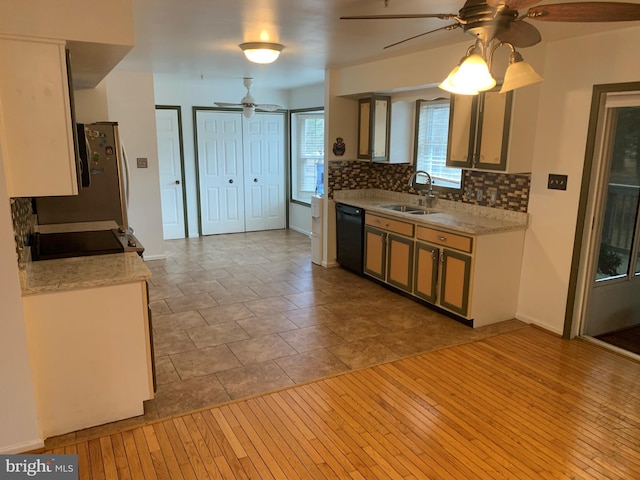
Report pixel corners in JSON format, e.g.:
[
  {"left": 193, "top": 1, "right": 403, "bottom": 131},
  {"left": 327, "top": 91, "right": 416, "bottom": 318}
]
[
  {"left": 105, "top": 71, "right": 165, "bottom": 259},
  {"left": 0, "top": 148, "right": 41, "bottom": 453},
  {"left": 517, "top": 25, "right": 640, "bottom": 334},
  {"left": 288, "top": 83, "right": 324, "bottom": 235},
  {"left": 153, "top": 75, "right": 289, "bottom": 237}
]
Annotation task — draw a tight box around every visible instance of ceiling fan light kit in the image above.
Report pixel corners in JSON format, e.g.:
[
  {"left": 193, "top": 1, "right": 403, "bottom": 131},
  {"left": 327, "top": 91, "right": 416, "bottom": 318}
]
[
  {"left": 239, "top": 42, "right": 284, "bottom": 64},
  {"left": 342, "top": 0, "right": 640, "bottom": 95}
]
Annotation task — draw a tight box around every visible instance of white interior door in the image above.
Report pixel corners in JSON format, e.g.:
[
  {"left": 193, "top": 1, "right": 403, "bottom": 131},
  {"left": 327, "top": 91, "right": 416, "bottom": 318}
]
[
  {"left": 196, "top": 110, "right": 245, "bottom": 235},
  {"left": 155, "top": 107, "right": 186, "bottom": 239},
  {"left": 243, "top": 113, "right": 286, "bottom": 232}
]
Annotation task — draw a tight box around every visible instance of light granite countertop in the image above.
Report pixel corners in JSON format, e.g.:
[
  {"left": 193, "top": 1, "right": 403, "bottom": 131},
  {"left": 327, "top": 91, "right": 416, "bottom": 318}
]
[
  {"left": 332, "top": 189, "right": 528, "bottom": 235},
  {"left": 20, "top": 253, "right": 152, "bottom": 296}
]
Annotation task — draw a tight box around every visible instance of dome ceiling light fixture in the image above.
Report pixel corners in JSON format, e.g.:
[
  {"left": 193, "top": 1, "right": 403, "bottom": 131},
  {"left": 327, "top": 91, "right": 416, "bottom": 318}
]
[{"left": 239, "top": 42, "right": 284, "bottom": 64}]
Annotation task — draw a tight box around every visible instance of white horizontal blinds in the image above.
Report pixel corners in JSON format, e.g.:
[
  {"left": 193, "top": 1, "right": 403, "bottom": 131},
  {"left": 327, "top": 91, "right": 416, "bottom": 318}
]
[
  {"left": 416, "top": 100, "right": 462, "bottom": 189},
  {"left": 294, "top": 112, "right": 324, "bottom": 202}
]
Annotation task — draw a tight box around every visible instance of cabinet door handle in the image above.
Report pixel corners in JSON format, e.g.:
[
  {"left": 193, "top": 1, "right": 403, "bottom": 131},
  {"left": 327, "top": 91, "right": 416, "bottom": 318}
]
[
  {"left": 437, "top": 235, "right": 447, "bottom": 242},
  {"left": 432, "top": 250, "right": 438, "bottom": 261}
]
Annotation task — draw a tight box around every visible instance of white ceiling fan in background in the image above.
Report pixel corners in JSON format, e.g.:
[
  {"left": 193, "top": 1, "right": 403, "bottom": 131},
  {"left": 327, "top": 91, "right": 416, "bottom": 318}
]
[{"left": 214, "top": 77, "right": 283, "bottom": 118}]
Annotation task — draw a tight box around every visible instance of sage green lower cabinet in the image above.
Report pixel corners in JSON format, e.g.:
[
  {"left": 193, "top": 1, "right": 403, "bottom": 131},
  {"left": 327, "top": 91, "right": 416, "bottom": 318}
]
[
  {"left": 364, "top": 225, "right": 386, "bottom": 281},
  {"left": 359, "top": 211, "right": 525, "bottom": 327},
  {"left": 414, "top": 242, "right": 472, "bottom": 317},
  {"left": 439, "top": 248, "right": 472, "bottom": 317},
  {"left": 364, "top": 224, "right": 414, "bottom": 293},
  {"left": 414, "top": 242, "right": 438, "bottom": 303}
]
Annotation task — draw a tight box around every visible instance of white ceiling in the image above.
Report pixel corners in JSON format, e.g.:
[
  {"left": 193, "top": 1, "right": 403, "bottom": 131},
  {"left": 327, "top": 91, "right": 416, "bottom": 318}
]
[{"left": 117, "top": 0, "right": 639, "bottom": 90}]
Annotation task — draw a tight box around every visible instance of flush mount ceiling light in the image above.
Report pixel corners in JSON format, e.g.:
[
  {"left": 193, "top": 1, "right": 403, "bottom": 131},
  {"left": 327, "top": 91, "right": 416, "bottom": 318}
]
[{"left": 239, "top": 42, "right": 284, "bottom": 64}]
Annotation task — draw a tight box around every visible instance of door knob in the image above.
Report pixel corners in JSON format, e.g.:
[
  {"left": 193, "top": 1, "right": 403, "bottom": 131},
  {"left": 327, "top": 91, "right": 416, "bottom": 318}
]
[
  {"left": 175, "top": 180, "right": 180, "bottom": 185},
  {"left": 229, "top": 179, "right": 234, "bottom": 184},
  {"left": 253, "top": 178, "right": 258, "bottom": 183}
]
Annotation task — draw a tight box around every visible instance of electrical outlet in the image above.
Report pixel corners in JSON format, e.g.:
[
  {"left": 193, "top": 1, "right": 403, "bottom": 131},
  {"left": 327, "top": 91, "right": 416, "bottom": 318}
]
[
  {"left": 548, "top": 174, "right": 568, "bottom": 191},
  {"left": 476, "top": 189, "right": 483, "bottom": 201},
  {"left": 136, "top": 157, "right": 148, "bottom": 168},
  {"left": 489, "top": 190, "right": 497, "bottom": 205}
]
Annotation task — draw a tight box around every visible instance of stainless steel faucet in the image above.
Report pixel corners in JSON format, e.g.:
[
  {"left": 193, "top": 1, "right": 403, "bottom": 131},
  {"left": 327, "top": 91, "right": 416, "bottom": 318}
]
[{"left": 408, "top": 170, "right": 435, "bottom": 208}]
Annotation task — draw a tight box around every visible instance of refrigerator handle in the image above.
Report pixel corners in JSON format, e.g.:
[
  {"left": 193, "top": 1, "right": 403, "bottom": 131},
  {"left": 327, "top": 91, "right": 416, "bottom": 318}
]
[{"left": 121, "top": 143, "right": 131, "bottom": 209}]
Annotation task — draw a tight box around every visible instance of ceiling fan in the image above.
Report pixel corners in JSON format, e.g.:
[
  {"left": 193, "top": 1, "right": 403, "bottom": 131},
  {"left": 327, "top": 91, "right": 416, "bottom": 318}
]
[
  {"left": 214, "top": 77, "right": 282, "bottom": 118},
  {"left": 341, "top": 0, "right": 640, "bottom": 50},
  {"left": 342, "top": 0, "right": 640, "bottom": 94}
]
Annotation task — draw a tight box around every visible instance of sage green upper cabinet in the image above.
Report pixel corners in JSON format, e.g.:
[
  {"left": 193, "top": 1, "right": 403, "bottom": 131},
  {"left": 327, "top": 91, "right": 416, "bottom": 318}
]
[
  {"left": 447, "top": 90, "right": 513, "bottom": 171},
  {"left": 358, "top": 95, "right": 391, "bottom": 162},
  {"left": 447, "top": 85, "right": 540, "bottom": 173}
]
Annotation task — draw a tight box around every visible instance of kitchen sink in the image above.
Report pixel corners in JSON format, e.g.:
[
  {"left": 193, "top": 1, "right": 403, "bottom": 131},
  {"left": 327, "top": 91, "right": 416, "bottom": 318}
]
[
  {"left": 378, "top": 204, "right": 423, "bottom": 212},
  {"left": 378, "top": 204, "right": 440, "bottom": 215}
]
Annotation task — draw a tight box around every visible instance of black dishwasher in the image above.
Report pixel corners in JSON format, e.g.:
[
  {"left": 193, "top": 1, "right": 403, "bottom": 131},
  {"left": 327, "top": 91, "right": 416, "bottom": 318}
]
[{"left": 336, "top": 203, "right": 365, "bottom": 274}]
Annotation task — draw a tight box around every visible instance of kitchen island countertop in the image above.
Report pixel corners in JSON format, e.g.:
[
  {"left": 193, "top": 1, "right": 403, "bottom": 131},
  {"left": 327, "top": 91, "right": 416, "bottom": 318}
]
[{"left": 20, "top": 252, "right": 151, "bottom": 296}]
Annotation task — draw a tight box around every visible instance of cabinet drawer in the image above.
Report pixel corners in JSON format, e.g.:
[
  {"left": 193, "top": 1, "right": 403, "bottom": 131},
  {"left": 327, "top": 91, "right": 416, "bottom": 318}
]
[
  {"left": 416, "top": 226, "right": 473, "bottom": 253},
  {"left": 366, "top": 214, "right": 414, "bottom": 237}
]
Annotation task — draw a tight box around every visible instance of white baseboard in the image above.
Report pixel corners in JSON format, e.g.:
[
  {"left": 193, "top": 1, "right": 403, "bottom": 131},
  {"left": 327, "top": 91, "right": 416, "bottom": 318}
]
[
  {"left": 143, "top": 254, "right": 167, "bottom": 261},
  {"left": 515, "top": 313, "right": 564, "bottom": 336},
  {"left": 0, "top": 438, "right": 44, "bottom": 454},
  {"left": 289, "top": 226, "right": 311, "bottom": 237}
]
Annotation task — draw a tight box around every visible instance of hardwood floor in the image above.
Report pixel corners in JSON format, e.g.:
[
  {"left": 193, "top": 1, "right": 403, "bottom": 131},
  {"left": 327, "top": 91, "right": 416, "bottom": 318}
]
[{"left": 44, "top": 327, "right": 640, "bottom": 479}]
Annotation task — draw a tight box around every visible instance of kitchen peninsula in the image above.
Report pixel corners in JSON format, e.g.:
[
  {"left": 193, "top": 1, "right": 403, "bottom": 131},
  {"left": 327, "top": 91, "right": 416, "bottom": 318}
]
[
  {"left": 333, "top": 189, "right": 528, "bottom": 327},
  {"left": 20, "top": 252, "right": 153, "bottom": 439}
]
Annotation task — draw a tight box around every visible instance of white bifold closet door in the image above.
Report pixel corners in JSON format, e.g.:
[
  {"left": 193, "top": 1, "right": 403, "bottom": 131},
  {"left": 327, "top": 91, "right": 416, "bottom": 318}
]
[{"left": 195, "top": 110, "right": 285, "bottom": 236}]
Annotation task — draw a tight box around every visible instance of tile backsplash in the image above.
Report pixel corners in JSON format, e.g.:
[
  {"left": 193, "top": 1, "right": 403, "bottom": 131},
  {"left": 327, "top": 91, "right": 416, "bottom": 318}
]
[
  {"left": 327, "top": 160, "right": 530, "bottom": 213},
  {"left": 9, "top": 197, "right": 34, "bottom": 263}
]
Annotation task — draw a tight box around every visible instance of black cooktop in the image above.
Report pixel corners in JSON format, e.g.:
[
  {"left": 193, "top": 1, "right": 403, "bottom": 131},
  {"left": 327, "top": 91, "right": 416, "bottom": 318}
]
[{"left": 31, "top": 230, "right": 124, "bottom": 261}]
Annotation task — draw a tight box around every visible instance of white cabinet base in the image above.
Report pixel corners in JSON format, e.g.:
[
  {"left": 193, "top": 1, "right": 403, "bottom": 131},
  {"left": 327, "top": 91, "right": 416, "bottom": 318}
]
[{"left": 23, "top": 282, "right": 152, "bottom": 439}]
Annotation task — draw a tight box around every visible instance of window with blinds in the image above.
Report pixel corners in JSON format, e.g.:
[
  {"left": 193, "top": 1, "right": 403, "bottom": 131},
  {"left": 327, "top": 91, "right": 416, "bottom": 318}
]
[
  {"left": 415, "top": 99, "right": 463, "bottom": 191},
  {"left": 291, "top": 109, "right": 324, "bottom": 204}
]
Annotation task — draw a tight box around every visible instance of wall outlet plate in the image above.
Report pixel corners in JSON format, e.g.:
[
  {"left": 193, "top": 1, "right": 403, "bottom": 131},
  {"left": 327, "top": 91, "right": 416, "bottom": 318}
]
[
  {"left": 136, "top": 157, "right": 148, "bottom": 168},
  {"left": 476, "top": 189, "right": 483, "bottom": 201},
  {"left": 548, "top": 174, "right": 568, "bottom": 191}
]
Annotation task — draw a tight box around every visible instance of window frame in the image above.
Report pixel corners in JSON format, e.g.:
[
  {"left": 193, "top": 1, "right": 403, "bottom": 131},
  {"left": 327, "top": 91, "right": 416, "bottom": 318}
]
[
  {"left": 289, "top": 107, "right": 325, "bottom": 206},
  {"left": 413, "top": 98, "right": 464, "bottom": 194}
]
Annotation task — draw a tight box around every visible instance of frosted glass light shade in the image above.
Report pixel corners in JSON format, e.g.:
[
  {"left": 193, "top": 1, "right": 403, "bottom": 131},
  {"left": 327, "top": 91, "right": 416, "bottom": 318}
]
[
  {"left": 240, "top": 42, "right": 284, "bottom": 64},
  {"left": 451, "top": 54, "right": 496, "bottom": 92},
  {"left": 500, "top": 60, "right": 543, "bottom": 93},
  {"left": 439, "top": 66, "right": 480, "bottom": 95},
  {"left": 243, "top": 105, "right": 255, "bottom": 118}
]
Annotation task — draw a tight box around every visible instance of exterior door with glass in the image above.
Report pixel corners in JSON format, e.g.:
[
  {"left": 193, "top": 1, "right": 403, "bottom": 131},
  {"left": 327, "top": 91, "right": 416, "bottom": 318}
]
[{"left": 584, "top": 93, "right": 640, "bottom": 339}]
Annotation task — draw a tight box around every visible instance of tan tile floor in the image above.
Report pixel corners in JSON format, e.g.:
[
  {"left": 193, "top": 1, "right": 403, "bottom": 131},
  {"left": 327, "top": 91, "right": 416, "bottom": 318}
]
[{"left": 47, "top": 228, "right": 527, "bottom": 447}]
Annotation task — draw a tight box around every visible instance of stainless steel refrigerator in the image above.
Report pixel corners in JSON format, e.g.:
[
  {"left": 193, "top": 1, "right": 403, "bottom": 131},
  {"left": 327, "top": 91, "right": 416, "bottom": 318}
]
[
  {"left": 34, "top": 122, "right": 143, "bottom": 256},
  {"left": 36, "top": 122, "right": 130, "bottom": 228}
]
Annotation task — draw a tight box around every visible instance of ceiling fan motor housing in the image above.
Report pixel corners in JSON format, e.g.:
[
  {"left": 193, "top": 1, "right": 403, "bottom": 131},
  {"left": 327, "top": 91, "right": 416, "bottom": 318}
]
[{"left": 459, "top": 0, "right": 518, "bottom": 42}]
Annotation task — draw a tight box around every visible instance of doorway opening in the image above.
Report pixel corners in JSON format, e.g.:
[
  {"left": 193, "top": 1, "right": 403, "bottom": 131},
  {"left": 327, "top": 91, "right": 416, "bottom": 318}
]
[{"left": 571, "top": 83, "right": 640, "bottom": 358}]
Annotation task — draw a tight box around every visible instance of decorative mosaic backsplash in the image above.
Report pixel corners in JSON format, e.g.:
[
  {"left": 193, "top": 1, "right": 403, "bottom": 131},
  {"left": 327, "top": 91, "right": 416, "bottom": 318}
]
[
  {"left": 327, "top": 160, "right": 530, "bottom": 213},
  {"left": 9, "top": 197, "right": 34, "bottom": 263}
]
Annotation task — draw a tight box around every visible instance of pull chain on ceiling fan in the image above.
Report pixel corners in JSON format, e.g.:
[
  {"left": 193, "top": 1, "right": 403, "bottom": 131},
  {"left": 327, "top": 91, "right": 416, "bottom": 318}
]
[{"left": 341, "top": 0, "right": 640, "bottom": 94}]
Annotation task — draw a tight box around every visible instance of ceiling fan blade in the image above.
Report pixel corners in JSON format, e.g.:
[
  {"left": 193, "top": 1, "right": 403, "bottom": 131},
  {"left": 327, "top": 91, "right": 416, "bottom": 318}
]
[
  {"left": 340, "top": 13, "right": 457, "bottom": 21},
  {"left": 488, "top": 0, "right": 542, "bottom": 9},
  {"left": 384, "top": 23, "right": 460, "bottom": 49},
  {"left": 527, "top": 2, "right": 640, "bottom": 22},
  {"left": 215, "top": 102, "right": 243, "bottom": 107},
  {"left": 496, "top": 20, "right": 542, "bottom": 47},
  {"left": 255, "top": 104, "right": 282, "bottom": 112}
]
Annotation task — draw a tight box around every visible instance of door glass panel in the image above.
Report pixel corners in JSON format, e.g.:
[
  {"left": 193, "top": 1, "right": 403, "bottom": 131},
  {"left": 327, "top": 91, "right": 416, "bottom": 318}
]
[{"left": 597, "top": 106, "right": 640, "bottom": 282}]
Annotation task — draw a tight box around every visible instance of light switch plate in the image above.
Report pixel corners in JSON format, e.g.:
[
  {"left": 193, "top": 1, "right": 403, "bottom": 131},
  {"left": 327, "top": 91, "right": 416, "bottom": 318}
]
[
  {"left": 136, "top": 157, "right": 148, "bottom": 168},
  {"left": 548, "top": 174, "right": 568, "bottom": 191}
]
